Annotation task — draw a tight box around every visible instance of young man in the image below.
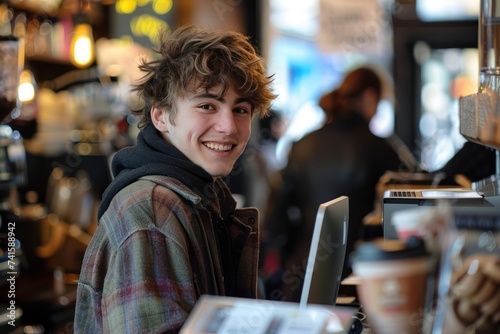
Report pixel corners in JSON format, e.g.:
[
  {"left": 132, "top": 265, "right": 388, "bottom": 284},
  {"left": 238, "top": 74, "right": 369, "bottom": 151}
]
[{"left": 74, "top": 25, "right": 276, "bottom": 333}]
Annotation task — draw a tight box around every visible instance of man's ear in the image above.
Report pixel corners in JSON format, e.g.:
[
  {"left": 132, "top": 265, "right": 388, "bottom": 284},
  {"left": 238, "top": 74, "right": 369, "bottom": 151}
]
[{"left": 151, "top": 103, "right": 169, "bottom": 132}]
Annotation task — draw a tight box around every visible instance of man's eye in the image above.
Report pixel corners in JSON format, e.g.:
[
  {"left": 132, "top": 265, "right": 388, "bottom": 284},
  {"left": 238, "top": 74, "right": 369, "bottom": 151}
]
[
  {"left": 200, "top": 104, "right": 213, "bottom": 110},
  {"left": 234, "top": 107, "right": 250, "bottom": 115}
]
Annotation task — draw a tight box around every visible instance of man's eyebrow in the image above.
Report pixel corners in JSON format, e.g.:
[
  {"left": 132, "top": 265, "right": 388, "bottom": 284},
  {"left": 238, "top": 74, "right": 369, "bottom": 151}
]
[
  {"left": 190, "top": 92, "right": 252, "bottom": 105},
  {"left": 191, "top": 92, "right": 220, "bottom": 101},
  {"left": 235, "top": 97, "right": 252, "bottom": 105}
]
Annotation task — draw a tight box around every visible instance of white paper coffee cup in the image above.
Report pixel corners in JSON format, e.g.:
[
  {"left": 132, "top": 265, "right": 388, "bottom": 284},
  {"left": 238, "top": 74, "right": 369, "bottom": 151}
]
[{"left": 351, "top": 239, "right": 430, "bottom": 334}]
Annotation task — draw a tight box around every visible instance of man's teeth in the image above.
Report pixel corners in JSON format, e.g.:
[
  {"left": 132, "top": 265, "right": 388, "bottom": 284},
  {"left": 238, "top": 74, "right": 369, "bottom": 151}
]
[{"left": 205, "top": 143, "right": 232, "bottom": 151}]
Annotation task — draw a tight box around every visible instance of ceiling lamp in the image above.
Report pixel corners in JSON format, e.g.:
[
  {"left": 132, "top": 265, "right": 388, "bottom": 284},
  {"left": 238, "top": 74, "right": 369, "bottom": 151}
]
[
  {"left": 18, "top": 69, "right": 36, "bottom": 103},
  {"left": 70, "top": 3, "right": 95, "bottom": 68}
]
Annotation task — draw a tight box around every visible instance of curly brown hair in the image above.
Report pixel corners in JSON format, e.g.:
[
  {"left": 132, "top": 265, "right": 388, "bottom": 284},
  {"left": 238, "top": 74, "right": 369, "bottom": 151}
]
[{"left": 131, "top": 24, "right": 277, "bottom": 128}]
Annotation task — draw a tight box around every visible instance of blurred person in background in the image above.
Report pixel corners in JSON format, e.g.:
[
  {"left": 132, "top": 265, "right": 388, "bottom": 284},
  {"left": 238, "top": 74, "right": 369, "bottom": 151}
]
[
  {"left": 264, "top": 66, "right": 406, "bottom": 302},
  {"left": 432, "top": 140, "right": 497, "bottom": 187}
]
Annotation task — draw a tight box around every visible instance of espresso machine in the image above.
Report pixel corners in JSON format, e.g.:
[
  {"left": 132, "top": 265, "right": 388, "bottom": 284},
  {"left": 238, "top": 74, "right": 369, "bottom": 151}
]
[
  {"left": 0, "top": 35, "right": 28, "bottom": 331},
  {"left": 0, "top": 35, "right": 26, "bottom": 233},
  {"left": 459, "top": 0, "right": 500, "bottom": 197},
  {"left": 429, "top": 1, "right": 500, "bottom": 333}
]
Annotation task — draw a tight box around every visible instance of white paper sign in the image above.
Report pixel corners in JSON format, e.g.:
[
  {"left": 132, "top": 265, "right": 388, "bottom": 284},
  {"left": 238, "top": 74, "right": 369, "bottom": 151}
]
[{"left": 317, "top": 0, "right": 390, "bottom": 56}]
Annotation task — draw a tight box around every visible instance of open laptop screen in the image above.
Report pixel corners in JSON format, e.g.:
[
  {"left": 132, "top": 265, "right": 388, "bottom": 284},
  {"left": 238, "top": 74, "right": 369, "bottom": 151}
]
[{"left": 300, "top": 196, "right": 349, "bottom": 307}]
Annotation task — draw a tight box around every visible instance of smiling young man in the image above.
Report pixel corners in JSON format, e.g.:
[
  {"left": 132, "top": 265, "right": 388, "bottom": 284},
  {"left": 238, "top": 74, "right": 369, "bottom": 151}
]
[{"left": 74, "top": 25, "right": 276, "bottom": 333}]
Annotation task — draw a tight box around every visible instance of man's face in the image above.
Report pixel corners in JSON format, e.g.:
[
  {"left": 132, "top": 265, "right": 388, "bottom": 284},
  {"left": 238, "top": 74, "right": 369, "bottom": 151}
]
[{"left": 152, "top": 84, "right": 253, "bottom": 178}]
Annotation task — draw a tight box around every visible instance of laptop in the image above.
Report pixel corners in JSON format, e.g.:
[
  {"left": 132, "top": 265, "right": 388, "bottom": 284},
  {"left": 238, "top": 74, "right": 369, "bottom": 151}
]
[
  {"left": 300, "top": 196, "right": 349, "bottom": 308},
  {"left": 180, "top": 295, "right": 357, "bottom": 334},
  {"left": 382, "top": 188, "right": 487, "bottom": 239}
]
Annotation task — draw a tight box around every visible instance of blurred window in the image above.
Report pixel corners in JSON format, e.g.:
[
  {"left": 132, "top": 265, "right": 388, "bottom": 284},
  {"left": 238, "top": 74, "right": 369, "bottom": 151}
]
[
  {"left": 416, "top": 0, "right": 479, "bottom": 22},
  {"left": 417, "top": 45, "right": 478, "bottom": 170}
]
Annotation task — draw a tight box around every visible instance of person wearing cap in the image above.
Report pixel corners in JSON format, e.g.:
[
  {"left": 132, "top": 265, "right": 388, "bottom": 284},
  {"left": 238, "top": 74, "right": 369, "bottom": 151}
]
[{"left": 264, "top": 66, "right": 405, "bottom": 302}]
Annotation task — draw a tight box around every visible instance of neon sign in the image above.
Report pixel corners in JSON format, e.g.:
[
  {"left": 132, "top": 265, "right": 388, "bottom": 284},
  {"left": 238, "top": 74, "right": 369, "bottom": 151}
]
[
  {"left": 115, "top": 0, "right": 173, "bottom": 15},
  {"left": 114, "top": 0, "right": 173, "bottom": 45},
  {"left": 130, "top": 14, "right": 169, "bottom": 43}
]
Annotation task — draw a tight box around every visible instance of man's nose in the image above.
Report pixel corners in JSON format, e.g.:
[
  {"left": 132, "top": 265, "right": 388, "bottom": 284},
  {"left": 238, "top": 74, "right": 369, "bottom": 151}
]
[{"left": 214, "top": 109, "right": 237, "bottom": 134}]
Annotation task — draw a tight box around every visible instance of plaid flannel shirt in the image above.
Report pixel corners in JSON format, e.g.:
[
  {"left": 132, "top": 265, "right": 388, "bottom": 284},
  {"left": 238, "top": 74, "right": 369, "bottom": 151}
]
[{"left": 74, "top": 175, "right": 260, "bottom": 333}]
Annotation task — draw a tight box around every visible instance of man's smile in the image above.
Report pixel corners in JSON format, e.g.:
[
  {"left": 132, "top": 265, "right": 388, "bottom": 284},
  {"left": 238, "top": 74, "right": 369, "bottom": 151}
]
[{"left": 203, "top": 142, "right": 234, "bottom": 152}]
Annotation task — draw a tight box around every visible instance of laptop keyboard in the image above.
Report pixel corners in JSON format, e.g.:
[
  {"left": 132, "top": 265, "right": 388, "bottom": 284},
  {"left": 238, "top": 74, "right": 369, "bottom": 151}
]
[{"left": 391, "top": 191, "right": 418, "bottom": 198}]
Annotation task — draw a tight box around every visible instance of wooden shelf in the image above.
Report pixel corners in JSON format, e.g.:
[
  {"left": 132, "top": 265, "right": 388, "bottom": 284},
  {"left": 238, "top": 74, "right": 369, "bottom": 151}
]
[
  {"left": 26, "top": 54, "right": 71, "bottom": 65},
  {"left": 25, "top": 57, "right": 74, "bottom": 85},
  {"left": 8, "top": 0, "right": 110, "bottom": 83},
  {"left": 6, "top": 0, "right": 77, "bottom": 18}
]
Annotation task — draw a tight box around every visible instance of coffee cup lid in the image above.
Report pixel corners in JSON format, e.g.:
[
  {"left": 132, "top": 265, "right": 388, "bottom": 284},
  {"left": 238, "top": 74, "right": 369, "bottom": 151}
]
[{"left": 351, "top": 236, "right": 429, "bottom": 262}]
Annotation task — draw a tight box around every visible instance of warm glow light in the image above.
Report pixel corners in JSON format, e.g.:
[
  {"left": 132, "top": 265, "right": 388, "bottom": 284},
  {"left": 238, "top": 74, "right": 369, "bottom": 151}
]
[
  {"left": 18, "top": 70, "right": 36, "bottom": 103},
  {"left": 116, "top": 0, "right": 136, "bottom": 14},
  {"left": 70, "top": 23, "right": 95, "bottom": 68},
  {"left": 130, "top": 14, "right": 169, "bottom": 44},
  {"left": 74, "top": 36, "right": 92, "bottom": 64},
  {"left": 18, "top": 82, "right": 35, "bottom": 102},
  {"left": 116, "top": 0, "right": 172, "bottom": 15},
  {"left": 152, "top": 0, "right": 172, "bottom": 14}
]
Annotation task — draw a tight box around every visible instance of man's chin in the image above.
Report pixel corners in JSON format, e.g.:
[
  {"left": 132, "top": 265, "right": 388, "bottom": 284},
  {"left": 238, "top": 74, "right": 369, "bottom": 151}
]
[
  {"left": 205, "top": 166, "right": 235, "bottom": 179},
  {"left": 211, "top": 172, "right": 233, "bottom": 179}
]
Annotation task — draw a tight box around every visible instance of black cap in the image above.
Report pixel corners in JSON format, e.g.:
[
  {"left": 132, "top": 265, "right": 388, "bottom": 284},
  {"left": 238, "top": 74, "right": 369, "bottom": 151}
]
[{"left": 351, "top": 236, "right": 429, "bottom": 263}]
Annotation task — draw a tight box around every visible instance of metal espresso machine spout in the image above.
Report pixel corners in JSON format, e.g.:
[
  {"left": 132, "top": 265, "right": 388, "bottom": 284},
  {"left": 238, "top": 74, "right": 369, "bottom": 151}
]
[{"left": 460, "top": 0, "right": 500, "bottom": 196}]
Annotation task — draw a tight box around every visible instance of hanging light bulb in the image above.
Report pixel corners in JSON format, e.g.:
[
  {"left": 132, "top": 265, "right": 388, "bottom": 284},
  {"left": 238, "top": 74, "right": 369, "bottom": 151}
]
[
  {"left": 70, "top": 11, "right": 95, "bottom": 68},
  {"left": 18, "top": 69, "right": 37, "bottom": 103}
]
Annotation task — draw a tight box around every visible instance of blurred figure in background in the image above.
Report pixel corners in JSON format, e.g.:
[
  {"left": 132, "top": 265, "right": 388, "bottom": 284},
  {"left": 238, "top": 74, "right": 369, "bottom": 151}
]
[
  {"left": 264, "top": 66, "right": 406, "bottom": 302},
  {"left": 433, "top": 140, "right": 497, "bottom": 187}
]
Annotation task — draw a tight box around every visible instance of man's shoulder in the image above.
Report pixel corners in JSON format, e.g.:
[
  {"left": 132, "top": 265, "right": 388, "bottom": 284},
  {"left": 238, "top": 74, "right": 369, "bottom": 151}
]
[
  {"left": 103, "top": 176, "right": 200, "bottom": 223},
  {"left": 117, "top": 175, "right": 200, "bottom": 202},
  {"left": 98, "top": 176, "right": 198, "bottom": 248}
]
